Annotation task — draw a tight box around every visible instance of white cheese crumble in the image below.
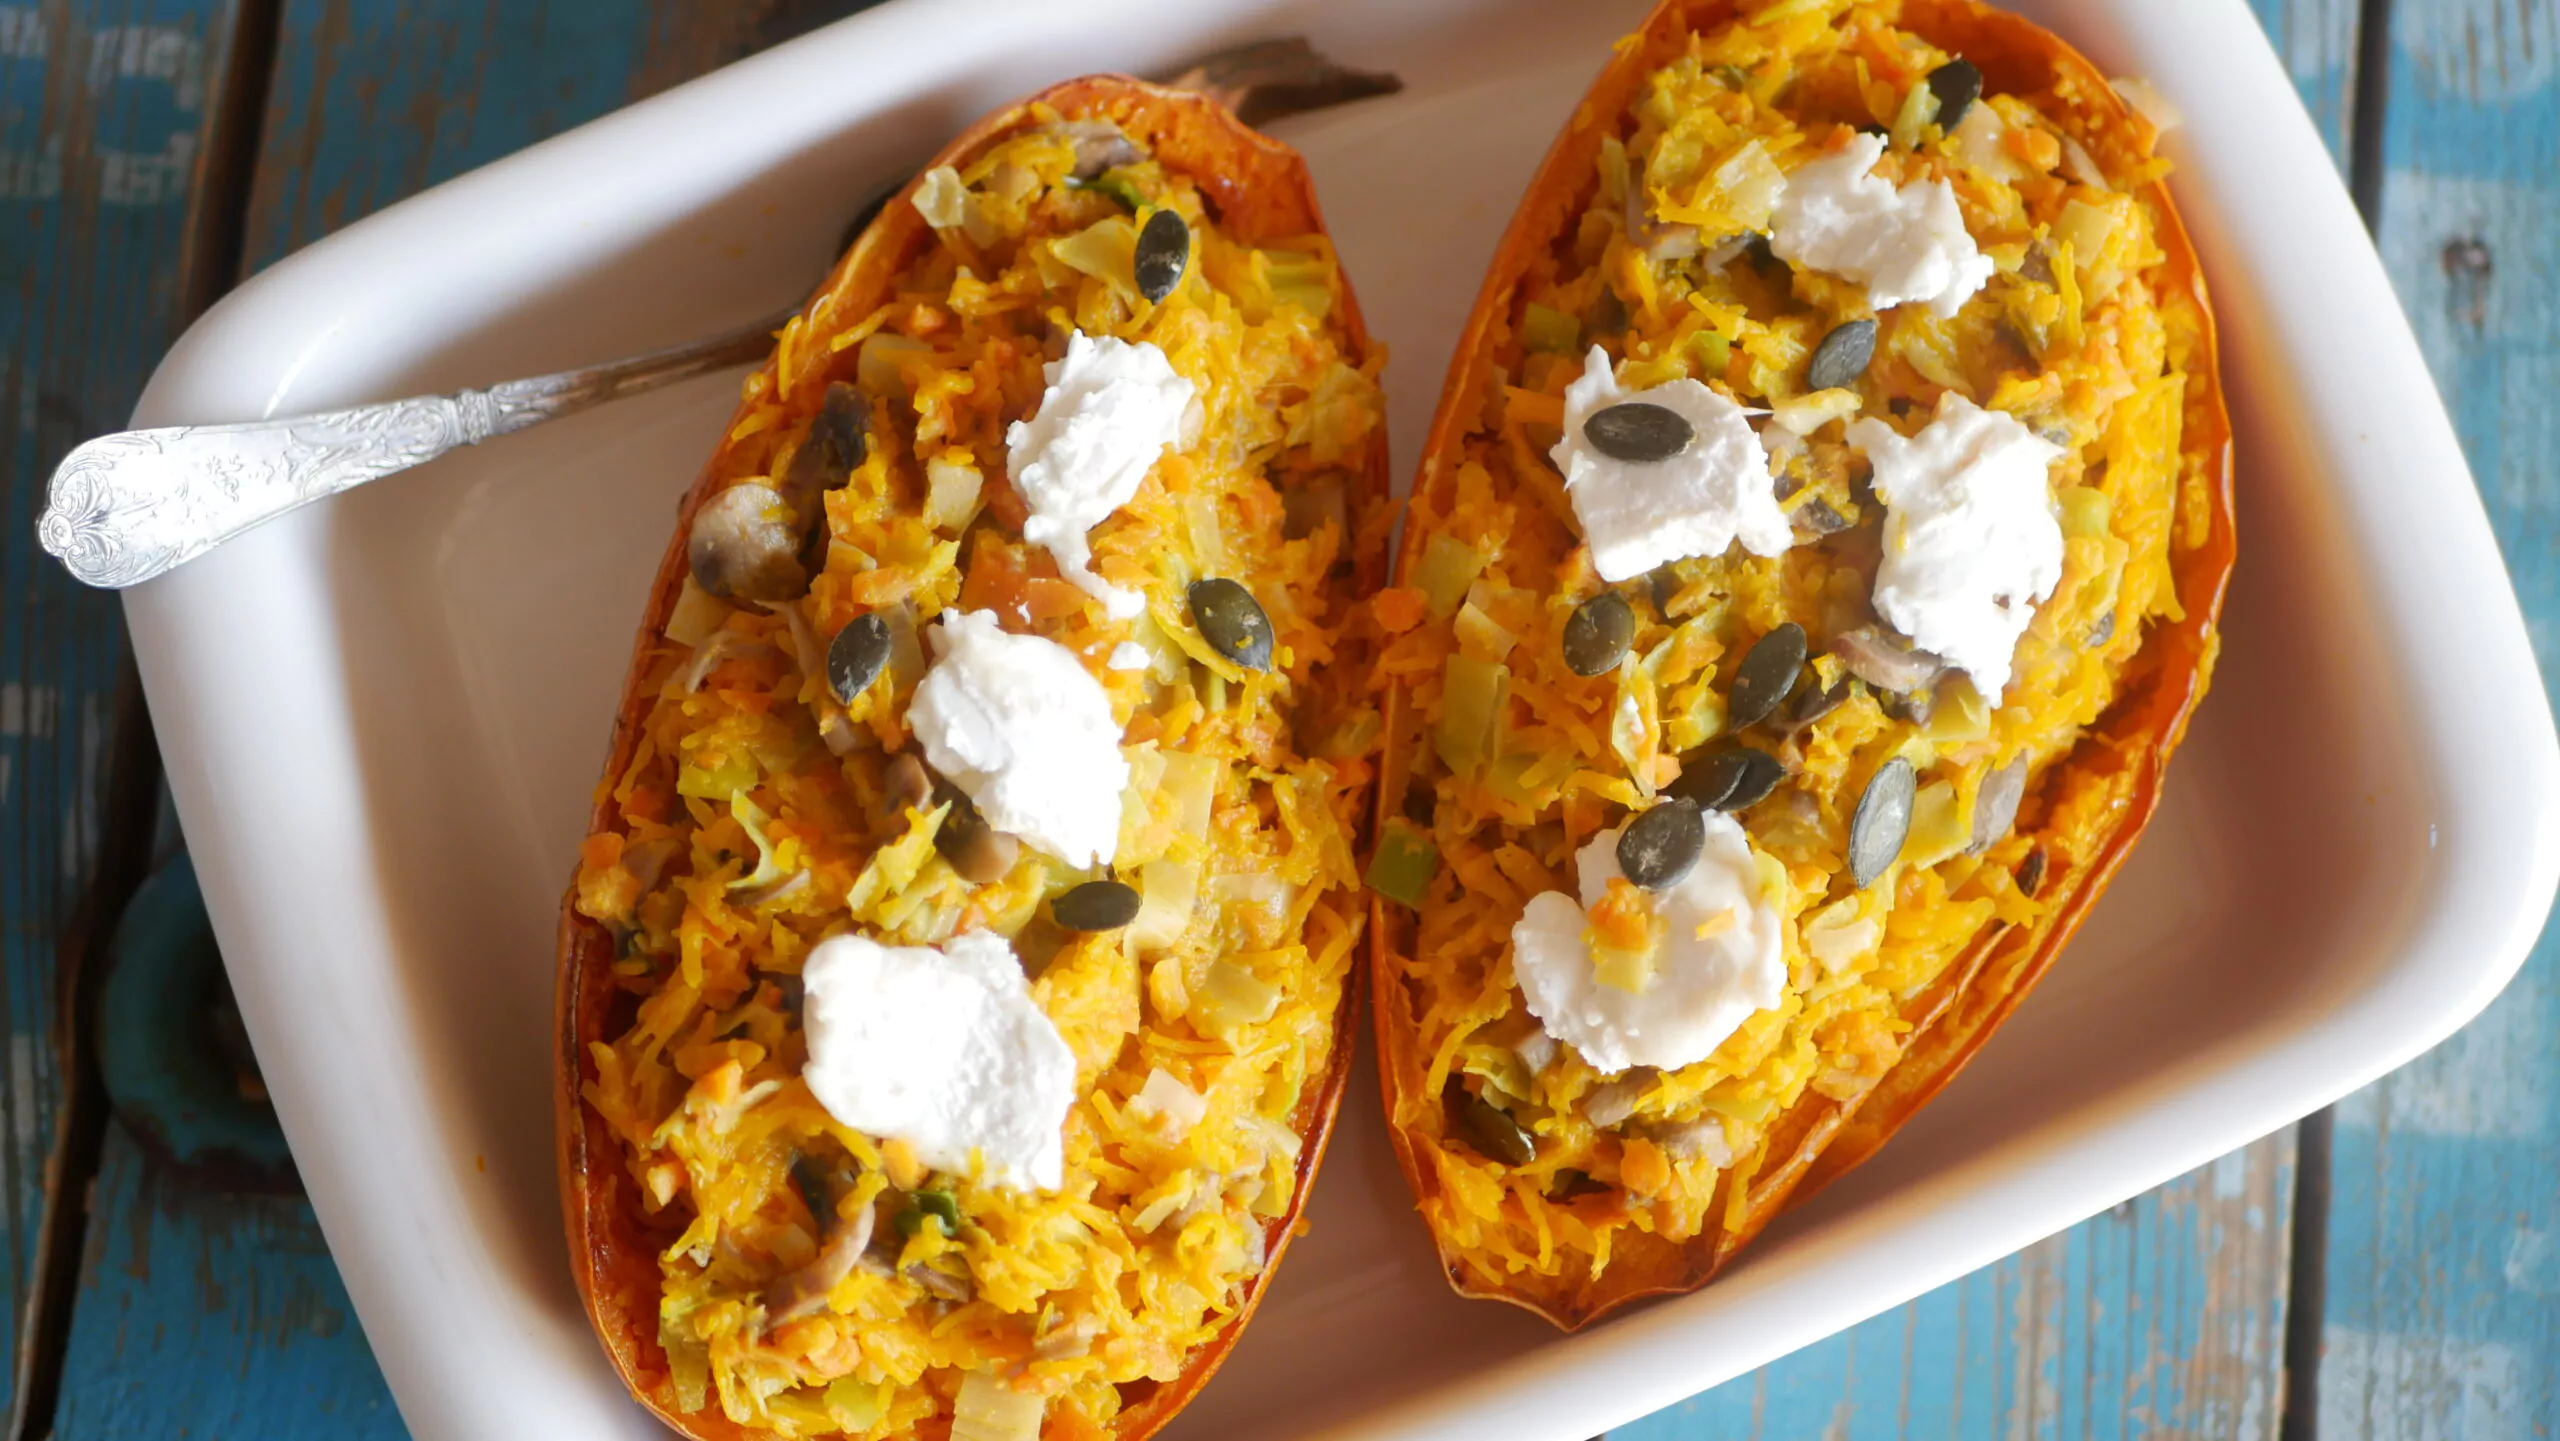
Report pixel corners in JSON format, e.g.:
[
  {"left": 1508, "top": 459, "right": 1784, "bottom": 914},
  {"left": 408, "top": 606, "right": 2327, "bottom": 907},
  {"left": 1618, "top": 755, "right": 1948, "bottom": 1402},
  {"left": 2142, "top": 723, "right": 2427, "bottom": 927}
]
[
  {"left": 1004, "top": 331, "right": 1196, "bottom": 619},
  {"left": 1509, "top": 815, "right": 1786, "bottom": 1075},
  {"left": 801, "top": 930, "right": 1075, "bottom": 1191},
  {"left": 1106, "top": 641, "right": 1150, "bottom": 671},
  {"left": 909, "top": 609, "right": 1130, "bottom": 867},
  {"left": 1549, "top": 345, "right": 1793, "bottom": 583},
  {"left": 1847, "top": 394, "right": 2065, "bottom": 697},
  {"left": 1770, "top": 133, "right": 1993, "bottom": 318}
]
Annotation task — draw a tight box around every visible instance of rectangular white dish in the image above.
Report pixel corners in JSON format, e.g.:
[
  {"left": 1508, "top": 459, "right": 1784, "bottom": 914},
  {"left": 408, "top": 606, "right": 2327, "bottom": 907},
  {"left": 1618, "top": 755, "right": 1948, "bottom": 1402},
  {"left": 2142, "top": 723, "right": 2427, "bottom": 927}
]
[{"left": 121, "top": 0, "right": 2559, "bottom": 1438}]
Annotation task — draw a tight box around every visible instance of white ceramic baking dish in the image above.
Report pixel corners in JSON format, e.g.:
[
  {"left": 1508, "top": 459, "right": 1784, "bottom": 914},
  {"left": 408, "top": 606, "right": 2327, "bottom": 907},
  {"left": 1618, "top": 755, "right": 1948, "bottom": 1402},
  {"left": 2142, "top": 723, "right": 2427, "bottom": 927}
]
[{"left": 121, "top": 0, "right": 2558, "bottom": 1436}]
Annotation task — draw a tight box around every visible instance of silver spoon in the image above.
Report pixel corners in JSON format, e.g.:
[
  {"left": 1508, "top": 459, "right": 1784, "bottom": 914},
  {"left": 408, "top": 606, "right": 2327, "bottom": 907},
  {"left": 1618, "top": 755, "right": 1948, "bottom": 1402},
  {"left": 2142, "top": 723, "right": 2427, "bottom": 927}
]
[{"left": 37, "top": 39, "right": 1398, "bottom": 591}]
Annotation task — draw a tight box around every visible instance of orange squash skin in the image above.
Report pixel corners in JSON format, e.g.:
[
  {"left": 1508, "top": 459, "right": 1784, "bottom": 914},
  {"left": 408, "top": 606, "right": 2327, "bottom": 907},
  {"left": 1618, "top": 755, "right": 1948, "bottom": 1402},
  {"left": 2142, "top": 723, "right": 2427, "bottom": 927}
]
[
  {"left": 1369, "top": 0, "right": 2234, "bottom": 1331},
  {"left": 557, "top": 76, "right": 1388, "bottom": 1438}
]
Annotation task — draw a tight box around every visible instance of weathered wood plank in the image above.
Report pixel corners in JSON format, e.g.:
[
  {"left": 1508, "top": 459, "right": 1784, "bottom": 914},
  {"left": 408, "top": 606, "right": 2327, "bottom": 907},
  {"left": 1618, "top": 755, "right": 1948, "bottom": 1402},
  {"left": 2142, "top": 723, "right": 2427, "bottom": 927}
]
[
  {"left": 0, "top": 0, "right": 236, "bottom": 1429},
  {"left": 2316, "top": 5, "right": 2560, "bottom": 1436},
  {"left": 51, "top": 1121, "right": 403, "bottom": 1439},
  {"left": 45, "top": 1, "right": 875, "bottom": 1433}
]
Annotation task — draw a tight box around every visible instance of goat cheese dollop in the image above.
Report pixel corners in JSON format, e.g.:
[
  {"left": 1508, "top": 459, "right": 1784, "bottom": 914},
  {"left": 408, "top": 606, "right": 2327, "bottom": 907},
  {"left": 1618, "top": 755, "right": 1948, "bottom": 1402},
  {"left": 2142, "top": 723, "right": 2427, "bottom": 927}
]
[
  {"left": 1005, "top": 331, "right": 1196, "bottom": 618},
  {"left": 1770, "top": 132, "right": 1993, "bottom": 318},
  {"left": 1549, "top": 345, "right": 1793, "bottom": 583},
  {"left": 802, "top": 930, "right": 1076, "bottom": 1191},
  {"left": 909, "top": 609, "right": 1129, "bottom": 867},
  {"left": 1510, "top": 814, "right": 1786, "bottom": 1075},
  {"left": 1847, "top": 394, "right": 2066, "bottom": 697}
]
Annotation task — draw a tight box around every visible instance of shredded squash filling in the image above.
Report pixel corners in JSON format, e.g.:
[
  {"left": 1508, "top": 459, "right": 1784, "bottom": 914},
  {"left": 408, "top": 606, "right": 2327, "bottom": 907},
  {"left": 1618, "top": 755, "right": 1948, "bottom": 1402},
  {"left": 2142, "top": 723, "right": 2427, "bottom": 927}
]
[
  {"left": 570, "top": 97, "right": 1384, "bottom": 1437},
  {"left": 1372, "top": 0, "right": 2229, "bottom": 1328}
]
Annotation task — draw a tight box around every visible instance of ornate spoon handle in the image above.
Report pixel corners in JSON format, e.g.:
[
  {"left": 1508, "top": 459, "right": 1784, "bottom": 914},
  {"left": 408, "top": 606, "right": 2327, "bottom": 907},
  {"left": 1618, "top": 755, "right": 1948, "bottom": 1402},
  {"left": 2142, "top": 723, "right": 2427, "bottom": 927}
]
[{"left": 37, "top": 310, "right": 789, "bottom": 589}]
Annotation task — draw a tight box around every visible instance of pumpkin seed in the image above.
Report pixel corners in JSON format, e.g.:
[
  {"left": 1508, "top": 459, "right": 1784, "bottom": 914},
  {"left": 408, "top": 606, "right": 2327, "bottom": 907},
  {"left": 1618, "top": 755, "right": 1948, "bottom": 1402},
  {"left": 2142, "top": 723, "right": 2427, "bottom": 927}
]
[
  {"left": 1970, "top": 757, "right": 2027, "bottom": 854},
  {"left": 2088, "top": 608, "right": 2118, "bottom": 646},
  {"left": 1805, "top": 319, "right": 1878, "bottom": 393},
  {"left": 935, "top": 791, "right": 1019, "bottom": 883},
  {"left": 1053, "top": 879, "right": 1142, "bottom": 932},
  {"left": 1617, "top": 799, "right": 1705, "bottom": 890},
  {"left": 1726, "top": 622, "right": 1808, "bottom": 731},
  {"left": 2016, "top": 846, "right": 2048, "bottom": 897},
  {"left": 1562, "top": 592, "right": 1636, "bottom": 676},
  {"left": 1927, "top": 58, "right": 1983, "bottom": 129},
  {"left": 1666, "top": 753, "right": 1741, "bottom": 811},
  {"left": 788, "top": 1151, "right": 836, "bottom": 1228},
  {"left": 1850, "top": 757, "right": 1917, "bottom": 888},
  {"left": 1647, "top": 564, "right": 1683, "bottom": 619},
  {"left": 826, "top": 613, "right": 891, "bottom": 704},
  {"left": 1791, "top": 496, "right": 1854, "bottom": 537},
  {"left": 799, "top": 382, "right": 868, "bottom": 489},
  {"left": 1187, "top": 578, "right": 1274, "bottom": 670},
  {"left": 1584, "top": 402, "right": 1695, "bottom": 463},
  {"left": 1671, "top": 745, "right": 1785, "bottom": 812},
  {"left": 1786, "top": 674, "right": 1851, "bottom": 730},
  {"left": 1451, "top": 1085, "right": 1536, "bottom": 1167},
  {"left": 1134, "top": 208, "right": 1190, "bottom": 303}
]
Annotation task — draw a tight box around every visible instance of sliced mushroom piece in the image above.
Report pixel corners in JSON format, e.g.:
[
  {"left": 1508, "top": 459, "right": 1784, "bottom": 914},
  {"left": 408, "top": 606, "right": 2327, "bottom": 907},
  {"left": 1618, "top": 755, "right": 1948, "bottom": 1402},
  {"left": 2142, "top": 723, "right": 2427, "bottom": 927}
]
[
  {"left": 1970, "top": 758, "right": 2028, "bottom": 854},
  {"left": 1624, "top": 183, "right": 1702, "bottom": 263},
  {"left": 761, "top": 1178, "right": 877, "bottom": 1324},
  {"left": 1046, "top": 119, "right": 1145, "bottom": 179},
  {"left": 688, "top": 482, "right": 809, "bottom": 603},
  {"left": 1582, "top": 1068, "right": 1658, "bottom": 1129},
  {"left": 1829, "top": 625, "right": 1948, "bottom": 695}
]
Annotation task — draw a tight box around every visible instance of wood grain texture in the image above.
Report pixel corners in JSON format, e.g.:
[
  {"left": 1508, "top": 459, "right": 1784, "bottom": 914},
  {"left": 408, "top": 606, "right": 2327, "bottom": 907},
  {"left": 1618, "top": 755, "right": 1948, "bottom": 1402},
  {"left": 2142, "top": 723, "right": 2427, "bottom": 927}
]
[
  {"left": 2316, "top": 4, "right": 2560, "bottom": 1437},
  {"left": 51, "top": 1122, "right": 402, "bottom": 1440},
  {"left": 0, "top": 0, "right": 234, "bottom": 1430}
]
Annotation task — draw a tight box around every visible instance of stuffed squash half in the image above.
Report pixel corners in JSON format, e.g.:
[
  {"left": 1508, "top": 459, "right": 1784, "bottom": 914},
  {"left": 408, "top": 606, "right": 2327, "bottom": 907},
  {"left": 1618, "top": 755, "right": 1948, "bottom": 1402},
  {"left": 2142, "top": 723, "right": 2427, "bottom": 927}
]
[
  {"left": 1370, "top": 0, "right": 2233, "bottom": 1328},
  {"left": 560, "top": 79, "right": 1388, "bottom": 1437}
]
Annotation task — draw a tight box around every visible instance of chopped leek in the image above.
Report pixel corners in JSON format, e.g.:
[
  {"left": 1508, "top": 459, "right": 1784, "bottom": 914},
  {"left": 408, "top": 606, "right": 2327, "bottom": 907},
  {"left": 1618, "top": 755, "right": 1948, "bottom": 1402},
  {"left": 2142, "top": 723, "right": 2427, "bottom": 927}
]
[
  {"left": 1434, "top": 654, "right": 1509, "bottom": 775},
  {"left": 1522, "top": 302, "right": 1581, "bottom": 355},
  {"left": 824, "top": 1378, "right": 890, "bottom": 1432},
  {"left": 1416, "top": 532, "right": 1487, "bottom": 621},
  {"left": 1260, "top": 248, "right": 1333, "bottom": 320},
  {"left": 912, "top": 166, "right": 968, "bottom": 229},
  {"left": 1453, "top": 599, "right": 1518, "bottom": 659},
  {"left": 2057, "top": 484, "right": 2113, "bottom": 540},
  {"left": 1132, "top": 1066, "right": 1208, "bottom": 1138},
  {"left": 897, "top": 1188, "right": 962, "bottom": 1237},
  {"left": 1067, "top": 171, "right": 1146, "bottom": 211},
  {"left": 1129, "top": 859, "right": 1198, "bottom": 952},
  {"left": 1193, "top": 959, "right": 1282, "bottom": 1032},
  {"left": 857, "top": 332, "right": 932, "bottom": 399},
  {"left": 725, "top": 793, "right": 789, "bottom": 894},
  {"left": 1161, "top": 749, "right": 1219, "bottom": 838},
  {"left": 951, "top": 1371, "right": 1045, "bottom": 1441},
  {"left": 664, "top": 577, "right": 730, "bottom": 649},
  {"left": 1902, "top": 779, "right": 1968, "bottom": 871},
  {"left": 1925, "top": 675, "right": 1993, "bottom": 746},
  {"left": 676, "top": 745, "right": 756, "bottom": 801},
  {"left": 1365, "top": 819, "right": 1441, "bottom": 908},
  {"left": 1051, "top": 214, "right": 1139, "bottom": 301},
  {"left": 925, "top": 454, "right": 984, "bottom": 530},
  {"left": 1690, "top": 329, "right": 1732, "bottom": 377},
  {"left": 1710, "top": 140, "right": 1787, "bottom": 231}
]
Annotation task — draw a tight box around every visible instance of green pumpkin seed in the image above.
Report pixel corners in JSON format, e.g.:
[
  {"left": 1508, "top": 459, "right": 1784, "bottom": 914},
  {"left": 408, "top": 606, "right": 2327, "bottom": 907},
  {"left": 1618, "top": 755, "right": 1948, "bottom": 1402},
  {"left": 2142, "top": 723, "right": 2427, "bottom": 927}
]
[
  {"left": 827, "top": 614, "right": 891, "bottom": 704},
  {"left": 1928, "top": 59, "right": 1983, "bottom": 129},
  {"left": 1786, "top": 673, "right": 1851, "bottom": 730},
  {"left": 1562, "top": 592, "right": 1636, "bottom": 676},
  {"left": 1616, "top": 799, "right": 1705, "bottom": 890},
  {"left": 1850, "top": 756, "right": 1917, "bottom": 888},
  {"left": 1053, "top": 879, "right": 1143, "bottom": 932},
  {"left": 1187, "top": 578, "right": 1274, "bottom": 670},
  {"left": 800, "top": 382, "right": 869, "bottom": 488},
  {"left": 1135, "top": 208, "right": 1190, "bottom": 303},
  {"left": 1674, "top": 745, "right": 1784, "bottom": 812},
  {"left": 2016, "top": 846, "right": 2048, "bottom": 897},
  {"left": 934, "top": 789, "right": 1019, "bottom": 883},
  {"left": 1584, "top": 402, "right": 1695, "bottom": 462},
  {"left": 1452, "top": 1086, "right": 1536, "bottom": 1167},
  {"left": 1726, "top": 622, "right": 1807, "bottom": 731},
  {"left": 1805, "top": 318, "right": 1878, "bottom": 392},
  {"left": 1969, "top": 757, "right": 2027, "bottom": 854}
]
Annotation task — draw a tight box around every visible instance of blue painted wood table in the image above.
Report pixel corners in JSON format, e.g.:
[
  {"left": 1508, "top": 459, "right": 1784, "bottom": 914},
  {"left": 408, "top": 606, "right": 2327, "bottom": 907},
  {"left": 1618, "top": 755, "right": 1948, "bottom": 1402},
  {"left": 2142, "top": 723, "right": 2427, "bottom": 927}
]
[{"left": 0, "top": 0, "right": 2549, "bottom": 1435}]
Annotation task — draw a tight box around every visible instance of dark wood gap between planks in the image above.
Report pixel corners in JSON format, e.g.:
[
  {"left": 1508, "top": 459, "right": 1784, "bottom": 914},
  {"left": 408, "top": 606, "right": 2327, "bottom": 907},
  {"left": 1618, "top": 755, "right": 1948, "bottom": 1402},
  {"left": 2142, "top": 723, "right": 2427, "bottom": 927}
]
[
  {"left": 9, "top": 1, "right": 288, "bottom": 1437},
  {"left": 2281, "top": 2, "right": 2398, "bottom": 1437}
]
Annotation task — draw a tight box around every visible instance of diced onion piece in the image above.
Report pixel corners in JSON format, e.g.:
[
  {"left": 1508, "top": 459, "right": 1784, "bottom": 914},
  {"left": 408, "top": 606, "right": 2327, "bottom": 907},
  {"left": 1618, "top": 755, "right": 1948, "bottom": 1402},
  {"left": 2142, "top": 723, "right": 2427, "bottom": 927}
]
[
  {"left": 1953, "top": 102, "right": 2021, "bottom": 182},
  {"left": 857, "top": 333, "right": 932, "bottom": 399},
  {"left": 1771, "top": 389, "right": 1862, "bottom": 435},
  {"left": 1051, "top": 214, "right": 1140, "bottom": 301},
  {"left": 912, "top": 166, "right": 969, "bottom": 229},
  {"left": 1902, "top": 779, "right": 1968, "bottom": 871},
  {"left": 925, "top": 453, "right": 984, "bottom": 530},
  {"left": 1192, "top": 959, "right": 1281, "bottom": 1032},
  {"left": 1890, "top": 77, "right": 1935, "bottom": 150},
  {"left": 1129, "top": 859, "right": 1198, "bottom": 952},
  {"left": 2111, "top": 76, "right": 2183, "bottom": 133},
  {"left": 1803, "top": 897, "right": 1881, "bottom": 974},
  {"left": 1132, "top": 1066, "right": 1209, "bottom": 1139},
  {"left": 1710, "top": 140, "right": 1787, "bottom": 232},
  {"left": 951, "top": 1371, "right": 1044, "bottom": 1441},
  {"left": 1924, "top": 675, "right": 1992, "bottom": 746},
  {"left": 665, "top": 577, "right": 731, "bottom": 649},
  {"left": 1161, "top": 750, "right": 1218, "bottom": 839},
  {"left": 1365, "top": 819, "right": 1440, "bottom": 909},
  {"left": 1454, "top": 599, "right": 1517, "bottom": 659}
]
